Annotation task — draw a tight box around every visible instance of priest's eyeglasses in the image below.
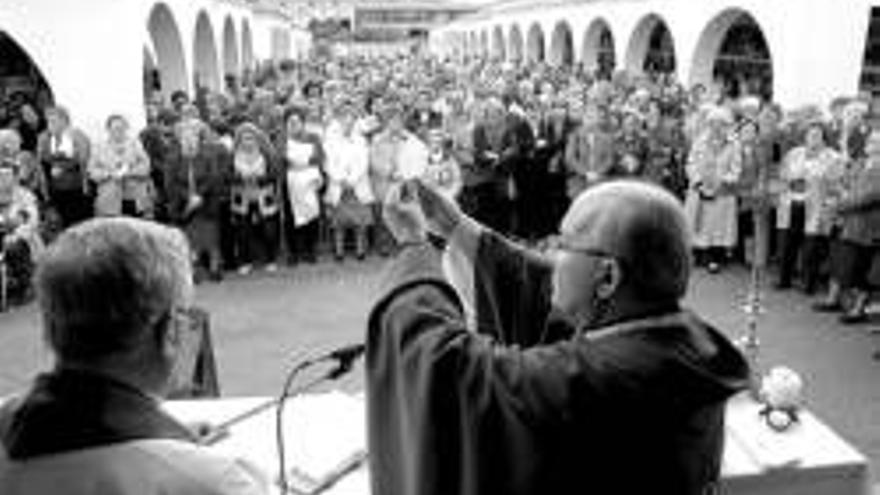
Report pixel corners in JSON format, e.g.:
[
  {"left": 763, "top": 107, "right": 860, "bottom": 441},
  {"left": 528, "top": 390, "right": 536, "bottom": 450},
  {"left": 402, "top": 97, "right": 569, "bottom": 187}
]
[{"left": 549, "top": 237, "right": 626, "bottom": 269}]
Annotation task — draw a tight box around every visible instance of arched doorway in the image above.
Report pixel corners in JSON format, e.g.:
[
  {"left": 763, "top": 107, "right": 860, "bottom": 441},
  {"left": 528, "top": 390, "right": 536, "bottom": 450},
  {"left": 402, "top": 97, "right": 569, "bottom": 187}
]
[
  {"left": 527, "top": 23, "right": 545, "bottom": 64},
  {"left": 0, "top": 31, "right": 53, "bottom": 130},
  {"left": 626, "top": 14, "right": 676, "bottom": 75},
  {"left": 147, "top": 2, "right": 188, "bottom": 100},
  {"left": 492, "top": 25, "right": 506, "bottom": 61},
  {"left": 480, "top": 30, "right": 490, "bottom": 59},
  {"left": 143, "top": 44, "right": 160, "bottom": 103},
  {"left": 859, "top": 7, "right": 880, "bottom": 103},
  {"left": 223, "top": 16, "right": 240, "bottom": 92},
  {"left": 193, "top": 11, "right": 221, "bottom": 92},
  {"left": 509, "top": 24, "right": 524, "bottom": 64},
  {"left": 241, "top": 20, "right": 255, "bottom": 74},
  {"left": 469, "top": 31, "right": 479, "bottom": 58},
  {"left": 581, "top": 19, "right": 616, "bottom": 78},
  {"left": 549, "top": 21, "right": 574, "bottom": 67},
  {"left": 691, "top": 9, "right": 773, "bottom": 100}
]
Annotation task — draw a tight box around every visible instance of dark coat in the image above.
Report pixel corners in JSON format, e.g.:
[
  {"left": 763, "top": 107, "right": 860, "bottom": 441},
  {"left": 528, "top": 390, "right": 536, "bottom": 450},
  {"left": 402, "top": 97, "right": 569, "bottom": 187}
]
[
  {"left": 839, "top": 162, "right": 880, "bottom": 246},
  {"left": 366, "top": 233, "right": 750, "bottom": 495},
  {"left": 164, "top": 141, "right": 232, "bottom": 224}
]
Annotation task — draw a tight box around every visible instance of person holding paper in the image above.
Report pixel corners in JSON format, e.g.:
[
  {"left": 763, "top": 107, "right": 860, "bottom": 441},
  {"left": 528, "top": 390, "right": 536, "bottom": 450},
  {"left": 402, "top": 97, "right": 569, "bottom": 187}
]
[
  {"left": 0, "top": 218, "right": 269, "bottom": 495},
  {"left": 281, "top": 106, "right": 325, "bottom": 264},
  {"left": 368, "top": 179, "right": 750, "bottom": 495}
]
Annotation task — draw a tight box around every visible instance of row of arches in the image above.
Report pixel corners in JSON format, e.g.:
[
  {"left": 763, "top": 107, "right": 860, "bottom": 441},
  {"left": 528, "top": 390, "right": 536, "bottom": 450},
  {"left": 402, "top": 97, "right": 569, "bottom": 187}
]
[
  {"left": 463, "top": 9, "right": 772, "bottom": 97},
  {"left": 145, "top": 2, "right": 255, "bottom": 100}
]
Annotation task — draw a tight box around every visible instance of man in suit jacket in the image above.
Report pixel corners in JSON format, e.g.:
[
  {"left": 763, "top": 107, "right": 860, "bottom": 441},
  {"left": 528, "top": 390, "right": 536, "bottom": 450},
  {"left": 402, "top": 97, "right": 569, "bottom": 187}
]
[
  {"left": 0, "top": 217, "right": 268, "bottom": 495},
  {"left": 165, "top": 121, "right": 232, "bottom": 281}
]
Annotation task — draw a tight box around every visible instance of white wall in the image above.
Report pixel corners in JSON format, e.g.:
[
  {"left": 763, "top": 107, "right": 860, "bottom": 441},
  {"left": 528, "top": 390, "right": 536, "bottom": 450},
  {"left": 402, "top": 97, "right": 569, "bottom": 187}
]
[
  {"left": 432, "top": 0, "right": 879, "bottom": 110},
  {"left": 0, "top": 0, "right": 298, "bottom": 138}
]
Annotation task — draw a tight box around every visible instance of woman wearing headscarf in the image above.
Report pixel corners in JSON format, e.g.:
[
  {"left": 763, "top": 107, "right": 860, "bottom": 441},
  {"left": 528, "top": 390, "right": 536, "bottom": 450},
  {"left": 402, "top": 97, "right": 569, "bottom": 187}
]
[
  {"left": 684, "top": 106, "right": 742, "bottom": 273},
  {"left": 230, "top": 122, "right": 282, "bottom": 274},
  {"left": 89, "top": 115, "right": 154, "bottom": 218}
]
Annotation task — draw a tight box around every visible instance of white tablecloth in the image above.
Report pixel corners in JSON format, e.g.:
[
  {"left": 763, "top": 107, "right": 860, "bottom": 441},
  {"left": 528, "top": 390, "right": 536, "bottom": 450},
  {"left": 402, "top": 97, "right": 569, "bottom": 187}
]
[{"left": 164, "top": 392, "right": 872, "bottom": 495}]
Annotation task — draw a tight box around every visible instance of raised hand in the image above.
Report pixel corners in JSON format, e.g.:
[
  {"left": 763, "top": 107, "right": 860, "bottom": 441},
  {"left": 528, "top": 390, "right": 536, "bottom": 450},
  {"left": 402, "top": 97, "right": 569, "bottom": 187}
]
[
  {"left": 383, "top": 181, "right": 428, "bottom": 244},
  {"left": 414, "top": 179, "right": 462, "bottom": 240}
]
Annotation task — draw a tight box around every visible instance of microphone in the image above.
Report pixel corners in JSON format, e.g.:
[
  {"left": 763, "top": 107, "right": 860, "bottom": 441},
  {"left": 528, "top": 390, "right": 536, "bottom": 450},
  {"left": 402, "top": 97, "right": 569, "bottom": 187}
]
[
  {"left": 197, "top": 344, "right": 366, "bottom": 446},
  {"left": 323, "top": 343, "right": 365, "bottom": 364},
  {"left": 318, "top": 343, "right": 366, "bottom": 385}
]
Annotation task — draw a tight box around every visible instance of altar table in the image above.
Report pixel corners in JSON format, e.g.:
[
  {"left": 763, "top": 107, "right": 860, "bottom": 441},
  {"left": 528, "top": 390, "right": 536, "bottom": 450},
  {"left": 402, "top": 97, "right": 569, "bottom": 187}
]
[{"left": 164, "top": 392, "right": 872, "bottom": 495}]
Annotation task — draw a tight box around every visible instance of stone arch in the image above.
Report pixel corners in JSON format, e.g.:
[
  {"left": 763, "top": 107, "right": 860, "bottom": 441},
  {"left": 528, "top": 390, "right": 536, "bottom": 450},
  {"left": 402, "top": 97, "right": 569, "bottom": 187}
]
[
  {"left": 147, "top": 2, "right": 188, "bottom": 98},
  {"left": 509, "top": 24, "right": 524, "bottom": 64},
  {"left": 549, "top": 20, "right": 574, "bottom": 67},
  {"left": 241, "top": 19, "right": 255, "bottom": 73},
  {"left": 193, "top": 10, "right": 221, "bottom": 92},
  {"left": 581, "top": 18, "right": 616, "bottom": 76},
  {"left": 469, "top": 31, "right": 479, "bottom": 58},
  {"left": 143, "top": 44, "right": 159, "bottom": 102},
  {"left": 625, "top": 13, "right": 676, "bottom": 75},
  {"left": 492, "top": 25, "right": 506, "bottom": 61},
  {"left": 859, "top": 7, "right": 880, "bottom": 101},
  {"left": 0, "top": 30, "right": 54, "bottom": 112},
  {"left": 691, "top": 8, "right": 774, "bottom": 100},
  {"left": 480, "top": 30, "right": 490, "bottom": 58},
  {"left": 526, "top": 22, "right": 545, "bottom": 64},
  {"left": 223, "top": 16, "right": 240, "bottom": 83}
]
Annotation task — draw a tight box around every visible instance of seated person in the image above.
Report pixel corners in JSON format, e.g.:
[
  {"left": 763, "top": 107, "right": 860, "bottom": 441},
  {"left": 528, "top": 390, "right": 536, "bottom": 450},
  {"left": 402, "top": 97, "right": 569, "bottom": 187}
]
[
  {"left": 0, "top": 159, "right": 40, "bottom": 305},
  {"left": 0, "top": 217, "right": 268, "bottom": 494},
  {"left": 368, "top": 179, "right": 751, "bottom": 495}
]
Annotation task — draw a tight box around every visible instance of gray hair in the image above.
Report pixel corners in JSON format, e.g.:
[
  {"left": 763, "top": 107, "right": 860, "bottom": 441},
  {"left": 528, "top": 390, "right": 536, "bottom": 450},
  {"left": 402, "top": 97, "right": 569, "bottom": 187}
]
[
  {"left": 36, "top": 218, "right": 193, "bottom": 362},
  {"left": 561, "top": 180, "right": 691, "bottom": 302}
]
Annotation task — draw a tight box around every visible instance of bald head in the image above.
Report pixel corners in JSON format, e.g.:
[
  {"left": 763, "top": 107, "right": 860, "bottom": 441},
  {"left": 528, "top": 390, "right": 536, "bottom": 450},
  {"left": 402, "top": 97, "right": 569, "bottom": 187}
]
[{"left": 561, "top": 180, "right": 691, "bottom": 303}]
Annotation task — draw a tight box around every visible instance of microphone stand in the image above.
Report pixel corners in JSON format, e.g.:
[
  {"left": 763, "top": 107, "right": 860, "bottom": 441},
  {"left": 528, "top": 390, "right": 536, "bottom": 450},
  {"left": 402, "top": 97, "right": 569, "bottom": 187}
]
[{"left": 276, "top": 350, "right": 364, "bottom": 495}]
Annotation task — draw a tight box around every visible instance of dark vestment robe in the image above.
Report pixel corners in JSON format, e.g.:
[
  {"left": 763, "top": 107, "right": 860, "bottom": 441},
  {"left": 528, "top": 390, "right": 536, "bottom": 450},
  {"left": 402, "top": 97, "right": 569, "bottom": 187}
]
[{"left": 367, "top": 231, "right": 750, "bottom": 495}]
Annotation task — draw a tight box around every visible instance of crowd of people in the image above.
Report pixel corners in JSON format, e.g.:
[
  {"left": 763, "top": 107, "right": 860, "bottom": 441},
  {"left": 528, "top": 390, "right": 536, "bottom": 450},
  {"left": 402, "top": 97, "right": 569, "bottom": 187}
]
[{"left": 1, "top": 53, "right": 879, "bottom": 324}]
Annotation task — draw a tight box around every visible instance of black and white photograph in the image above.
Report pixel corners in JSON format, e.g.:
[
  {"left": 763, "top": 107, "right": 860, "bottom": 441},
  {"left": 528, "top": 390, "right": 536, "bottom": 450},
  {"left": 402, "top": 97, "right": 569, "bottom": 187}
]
[{"left": 0, "top": 0, "right": 879, "bottom": 493}]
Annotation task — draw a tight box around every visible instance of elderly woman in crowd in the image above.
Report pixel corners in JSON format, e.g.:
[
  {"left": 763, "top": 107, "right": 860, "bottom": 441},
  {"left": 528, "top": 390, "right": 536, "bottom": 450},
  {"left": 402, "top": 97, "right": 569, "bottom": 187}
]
[
  {"left": 230, "top": 122, "right": 281, "bottom": 274},
  {"left": 0, "top": 157, "right": 41, "bottom": 305},
  {"left": 280, "top": 105, "right": 325, "bottom": 264},
  {"left": 814, "top": 130, "right": 880, "bottom": 322},
  {"left": 325, "top": 100, "right": 374, "bottom": 261},
  {"left": 684, "top": 106, "right": 743, "bottom": 273},
  {"left": 775, "top": 120, "right": 843, "bottom": 292},
  {"left": 0, "top": 129, "right": 45, "bottom": 202},
  {"left": 165, "top": 120, "right": 231, "bottom": 282},
  {"left": 37, "top": 105, "right": 91, "bottom": 230},
  {"left": 89, "top": 115, "right": 154, "bottom": 218}
]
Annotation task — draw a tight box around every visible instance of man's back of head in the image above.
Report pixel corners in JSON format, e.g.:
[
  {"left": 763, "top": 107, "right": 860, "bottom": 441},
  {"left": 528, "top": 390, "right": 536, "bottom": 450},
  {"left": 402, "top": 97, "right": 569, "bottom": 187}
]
[
  {"left": 36, "top": 217, "right": 192, "bottom": 378},
  {"left": 560, "top": 179, "right": 692, "bottom": 307}
]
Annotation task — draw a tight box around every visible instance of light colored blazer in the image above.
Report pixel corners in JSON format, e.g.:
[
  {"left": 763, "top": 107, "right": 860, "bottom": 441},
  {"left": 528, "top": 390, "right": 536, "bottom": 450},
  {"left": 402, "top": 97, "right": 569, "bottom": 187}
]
[
  {"left": 776, "top": 146, "right": 843, "bottom": 234},
  {"left": 369, "top": 129, "right": 429, "bottom": 204},
  {"left": 324, "top": 128, "right": 374, "bottom": 206},
  {"left": 0, "top": 438, "right": 269, "bottom": 495},
  {"left": 89, "top": 138, "right": 153, "bottom": 216}
]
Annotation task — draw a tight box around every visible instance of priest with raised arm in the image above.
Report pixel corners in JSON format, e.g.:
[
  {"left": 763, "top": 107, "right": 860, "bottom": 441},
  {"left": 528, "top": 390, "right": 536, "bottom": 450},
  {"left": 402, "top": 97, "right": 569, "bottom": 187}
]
[{"left": 367, "top": 179, "right": 750, "bottom": 495}]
